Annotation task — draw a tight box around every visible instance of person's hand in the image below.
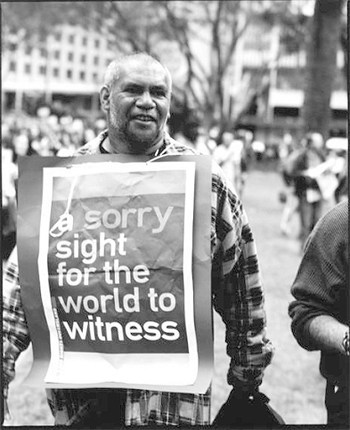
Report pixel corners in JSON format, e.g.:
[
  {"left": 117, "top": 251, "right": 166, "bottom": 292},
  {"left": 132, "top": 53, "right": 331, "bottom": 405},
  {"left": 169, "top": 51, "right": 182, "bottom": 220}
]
[
  {"left": 231, "top": 388, "right": 257, "bottom": 401},
  {"left": 230, "top": 381, "right": 260, "bottom": 401},
  {"left": 231, "top": 375, "right": 259, "bottom": 395}
]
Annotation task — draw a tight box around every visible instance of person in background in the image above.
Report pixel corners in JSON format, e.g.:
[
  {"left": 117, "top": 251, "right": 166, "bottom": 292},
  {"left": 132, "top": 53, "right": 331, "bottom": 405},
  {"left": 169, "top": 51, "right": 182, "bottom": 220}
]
[
  {"left": 212, "top": 131, "right": 237, "bottom": 191},
  {"left": 230, "top": 133, "right": 244, "bottom": 196},
  {"left": 328, "top": 147, "right": 348, "bottom": 204},
  {"left": 278, "top": 135, "right": 301, "bottom": 237},
  {"left": 3, "top": 52, "right": 274, "bottom": 427},
  {"left": 56, "top": 131, "right": 78, "bottom": 157},
  {"left": 238, "top": 130, "right": 254, "bottom": 198},
  {"left": 334, "top": 155, "right": 348, "bottom": 203},
  {"left": 1, "top": 140, "right": 18, "bottom": 261},
  {"left": 288, "top": 132, "right": 326, "bottom": 246},
  {"left": 12, "top": 132, "right": 38, "bottom": 162},
  {"left": 289, "top": 201, "right": 349, "bottom": 426}
]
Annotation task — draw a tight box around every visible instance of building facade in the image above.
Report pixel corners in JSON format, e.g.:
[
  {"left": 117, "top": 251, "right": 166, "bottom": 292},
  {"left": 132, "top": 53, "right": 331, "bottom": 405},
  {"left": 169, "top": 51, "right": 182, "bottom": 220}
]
[
  {"left": 2, "top": 21, "right": 347, "bottom": 140},
  {"left": 2, "top": 25, "right": 117, "bottom": 117}
]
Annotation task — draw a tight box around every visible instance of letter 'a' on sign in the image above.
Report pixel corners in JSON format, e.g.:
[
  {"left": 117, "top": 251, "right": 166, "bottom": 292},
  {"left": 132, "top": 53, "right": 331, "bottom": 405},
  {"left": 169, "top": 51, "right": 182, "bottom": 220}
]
[{"left": 17, "top": 154, "right": 213, "bottom": 394}]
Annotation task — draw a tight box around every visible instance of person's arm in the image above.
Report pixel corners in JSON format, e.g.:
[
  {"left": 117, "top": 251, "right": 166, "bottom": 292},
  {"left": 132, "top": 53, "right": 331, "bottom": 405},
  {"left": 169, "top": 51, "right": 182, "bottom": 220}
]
[
  {"left": 211, "top": 167, "right": 274, "bottom": 392},
  {"left": 3, "top": 248, "right": 31, "bottom": 405},
  {"left": 307, "top": 316, "right": 348, "bottom": 356},
  {"left": 289, "top": 202, "right": 348, "bottom": 352}
]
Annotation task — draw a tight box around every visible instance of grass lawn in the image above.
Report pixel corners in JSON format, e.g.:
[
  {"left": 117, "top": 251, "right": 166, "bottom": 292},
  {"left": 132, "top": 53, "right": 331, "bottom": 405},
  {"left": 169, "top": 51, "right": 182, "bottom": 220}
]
[{"left": 4, "top": 164, "right": 327, "bottom": 426}]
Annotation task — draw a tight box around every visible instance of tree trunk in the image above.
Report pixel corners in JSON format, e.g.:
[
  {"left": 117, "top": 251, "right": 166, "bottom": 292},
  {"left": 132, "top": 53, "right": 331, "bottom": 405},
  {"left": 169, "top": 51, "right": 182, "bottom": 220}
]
[{"left": 301, "top": 0, "right": 345, "bottom": 141}]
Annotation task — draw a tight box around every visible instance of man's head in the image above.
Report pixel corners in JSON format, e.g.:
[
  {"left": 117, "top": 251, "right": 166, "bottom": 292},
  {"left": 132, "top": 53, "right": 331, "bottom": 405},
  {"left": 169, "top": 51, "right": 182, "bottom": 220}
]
[
  {"left": 305, "top": 132, "right": 324, "bottom": 150},
  {"left": 100, "top": 53, "right": 172, "bottom": 154},
  {"left": 222, "top": 132, "right": 233, "bottom": 147}
]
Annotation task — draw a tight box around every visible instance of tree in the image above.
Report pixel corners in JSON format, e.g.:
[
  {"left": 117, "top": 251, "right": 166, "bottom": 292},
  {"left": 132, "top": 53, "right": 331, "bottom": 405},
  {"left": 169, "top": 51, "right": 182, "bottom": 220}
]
[
  {"left": 151, "top": 1, "right": 312, "bottom": 139},
  {"left": 1, "top": 2, "right": 85, "bottom": 48},
  {"left": 301, "top": 0, "right": 346, "bottom": 140}
]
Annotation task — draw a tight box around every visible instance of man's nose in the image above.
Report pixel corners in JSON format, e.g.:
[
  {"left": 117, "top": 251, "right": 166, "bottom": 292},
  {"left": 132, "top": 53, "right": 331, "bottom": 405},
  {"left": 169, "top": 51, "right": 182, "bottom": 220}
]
[{"left": 136, "top": 91, "right": 155, "bottom": 109}]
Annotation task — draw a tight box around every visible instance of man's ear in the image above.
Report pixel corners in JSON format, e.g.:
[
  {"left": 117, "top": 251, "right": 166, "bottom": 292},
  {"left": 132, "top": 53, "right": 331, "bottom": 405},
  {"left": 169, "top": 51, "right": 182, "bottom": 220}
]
[{"left": 100, "top": 85, "right": 110, "bottom": 112}]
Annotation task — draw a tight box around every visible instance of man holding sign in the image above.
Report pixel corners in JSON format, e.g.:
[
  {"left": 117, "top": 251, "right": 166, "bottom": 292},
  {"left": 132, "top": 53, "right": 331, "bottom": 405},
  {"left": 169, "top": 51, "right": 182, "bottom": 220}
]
[{"left": 3, "top": 53, "right": 274, "bottom": 426}]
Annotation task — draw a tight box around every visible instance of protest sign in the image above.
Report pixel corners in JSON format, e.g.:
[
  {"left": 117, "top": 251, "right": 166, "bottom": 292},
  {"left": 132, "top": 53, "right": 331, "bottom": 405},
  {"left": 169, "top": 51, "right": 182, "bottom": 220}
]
[{"left": 17, "top": 154, "right": 212, "bottom": 393}]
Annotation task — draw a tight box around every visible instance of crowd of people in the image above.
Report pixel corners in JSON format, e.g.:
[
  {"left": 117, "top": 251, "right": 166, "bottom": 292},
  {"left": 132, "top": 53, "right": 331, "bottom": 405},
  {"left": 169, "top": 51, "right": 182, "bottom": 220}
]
[
  {"left": 1, "top": 52, "right": 348, "bottom": 427},
  {"left": 2, "top": 108, "right": 347, "bottom": 262},
  {"left": 278, "top": 131, "right": 348, "bottom": 249},
  {"left": 2, "top": 112, "right": 256, "bottom": 263},
  {"left": 1, "top": 114, "right": 106, "bottom": 261}
]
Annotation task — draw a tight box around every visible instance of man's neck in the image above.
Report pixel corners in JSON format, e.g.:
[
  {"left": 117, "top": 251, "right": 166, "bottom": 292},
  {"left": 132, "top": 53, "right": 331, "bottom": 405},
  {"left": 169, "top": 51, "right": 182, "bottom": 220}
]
[{"left": 102, "top": 133, "right": 165, "bottom": 156}]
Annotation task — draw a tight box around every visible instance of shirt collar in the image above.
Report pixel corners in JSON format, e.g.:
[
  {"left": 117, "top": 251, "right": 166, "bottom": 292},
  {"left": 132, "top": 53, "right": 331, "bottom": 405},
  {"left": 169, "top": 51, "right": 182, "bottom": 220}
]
[{"left": 99, "top": 130, "right": 168, "bottom": 158}]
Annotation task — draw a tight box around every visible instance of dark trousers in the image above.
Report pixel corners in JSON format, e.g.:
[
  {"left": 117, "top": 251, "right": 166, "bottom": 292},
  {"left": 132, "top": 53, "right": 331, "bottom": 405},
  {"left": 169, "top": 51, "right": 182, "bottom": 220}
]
[
  {"left": 325, "top": 381, "right": 349, "bottom": 427},
  {"left": 66, "top": 389, "right": 126, "bottom": 428},
  {"left": 298, "top": 194, "right": 322, "bottom": 245}
]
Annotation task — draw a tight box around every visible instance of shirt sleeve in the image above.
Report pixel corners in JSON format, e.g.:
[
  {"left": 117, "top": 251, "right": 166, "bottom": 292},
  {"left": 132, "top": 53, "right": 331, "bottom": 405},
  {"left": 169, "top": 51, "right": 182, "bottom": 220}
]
[
  {"left": 211, "top": 166, "right": 274, "bottom": 390},
  {"left": 2, "top": 247, "right": 31, "bottom": 399}
]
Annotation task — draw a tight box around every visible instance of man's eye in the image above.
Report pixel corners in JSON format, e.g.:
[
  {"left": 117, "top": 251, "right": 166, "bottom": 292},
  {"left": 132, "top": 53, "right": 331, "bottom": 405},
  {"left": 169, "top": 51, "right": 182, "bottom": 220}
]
[
  {"left": 152, "top": 89, "right": 166, "bottom": 97},
  {"left": 126, "top": 86, "right": 142, "bottom": 94}
]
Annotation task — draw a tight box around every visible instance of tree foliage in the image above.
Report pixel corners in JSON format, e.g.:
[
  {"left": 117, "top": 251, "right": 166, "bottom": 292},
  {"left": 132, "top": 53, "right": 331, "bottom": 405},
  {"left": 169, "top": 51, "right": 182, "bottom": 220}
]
[{"left": 2, "top": 2, "right": 82, "bottom": 43}]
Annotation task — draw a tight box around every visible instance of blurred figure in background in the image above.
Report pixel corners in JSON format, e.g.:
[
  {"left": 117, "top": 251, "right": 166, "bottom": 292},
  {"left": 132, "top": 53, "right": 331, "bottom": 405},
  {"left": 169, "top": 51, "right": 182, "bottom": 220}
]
[
  {"left": 251, "top": 139, "right": 266, "bottom": 162},
  {"left": 334, "top": 155, "right": 348, "bottom": 203},
  {"left": 239, "top": 130, "right": 254, "bottom": 198},
  {"left": 278, "top": 134, "right": 301, "bottom": 237},
  {"left": 56, "top": 131, "right": 78, "bottom": 157},
  {"left": 231, "top": 132, "right": 245, "bottom": 196},
  {"left": 12, "top": 132, "right": 38, "bottom": 162},
  {"left": 324, "top": 138, "right": 348, "bottom": 204},
  {"left": 288, "top": 132, "right": 327, "bottom": 246},
  {"left": 2, "top": 140, "right": 18, "bottom": 261},
  {"left": 195, "top": 128, "right": 212, "bottom": 155},
  {"left": 212, "top": 131, "right": 237, "bottom": 191}
]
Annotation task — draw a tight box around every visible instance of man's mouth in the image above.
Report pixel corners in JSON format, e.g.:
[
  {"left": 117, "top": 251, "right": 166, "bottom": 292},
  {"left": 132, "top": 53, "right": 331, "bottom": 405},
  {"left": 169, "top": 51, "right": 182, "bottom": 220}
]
[{"left": 133, "top": 114, "right": 155, "bottom": 122}]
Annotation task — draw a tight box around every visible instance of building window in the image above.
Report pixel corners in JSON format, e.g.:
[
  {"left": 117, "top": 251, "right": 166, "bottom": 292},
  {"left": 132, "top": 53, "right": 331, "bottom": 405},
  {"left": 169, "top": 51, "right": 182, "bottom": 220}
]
[
  {"left": 55, "top": 32, "right": 62, "bottom": 41},
  {"left": 69, "top": 34, "right": 75, "bottom": 44},
  {"left": 93, "top": 56, "right": 99, "bottom": 66},
  {"left": 25, "top": 45, "right": 32, "bottom": 55},
  {"left": 25, "top": 64, "right": 31, "bottom": 74},
  {"left": 273, "top": 107, "right": 299, "bottom": 118},
  {"left": 95, "top": 39, "right": 100, "bottom": 48},
  {"left": 40, "top": 48, "right": 47, "bottom": 58},
  {"left": 332, "top": 109, "right": 347, "bottom": 120},
  {"left": 80, "top": 71, "right": 86, "bottom": 80},
  {"left": 67, "top": 69, "right": 73, "bottom": 79},
  {"left": 39, "top": 65, "right": 47, "bottom": 75},
  {"left": 68, "top": 52, "right": 74, "bottom": 62},
  {"left": 92, "top": 72, "right": 98, "bottom": 81},
  {"left": 53, "top": 68, "right": 59, "bottom": 77},
  {"left": 9, "top": 61, "right": 16, "bottom": 72},
  {"left": 8, "top": 42, "right": 17, "bottom": 51},
  {"left": 82, "top": 36, "right": 87, "bottom": 46},
  {"left": 81, "top": 54, "right": 86, "bottom": 63},
  {"left": 54, "top": 50, "right": 60, "bottom": 60}
]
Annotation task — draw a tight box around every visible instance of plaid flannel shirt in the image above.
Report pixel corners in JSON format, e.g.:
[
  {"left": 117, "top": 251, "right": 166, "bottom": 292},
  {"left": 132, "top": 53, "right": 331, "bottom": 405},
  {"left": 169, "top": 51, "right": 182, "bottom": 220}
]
[{"left": 3, "top": 131, "right": 274, "bottom": 426}]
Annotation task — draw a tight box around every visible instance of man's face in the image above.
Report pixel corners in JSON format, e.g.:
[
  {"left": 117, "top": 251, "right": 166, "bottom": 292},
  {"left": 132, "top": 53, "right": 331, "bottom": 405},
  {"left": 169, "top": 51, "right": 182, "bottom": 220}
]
[{"left": 105, "top": 59, "right": 171, "bottom": 154}]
